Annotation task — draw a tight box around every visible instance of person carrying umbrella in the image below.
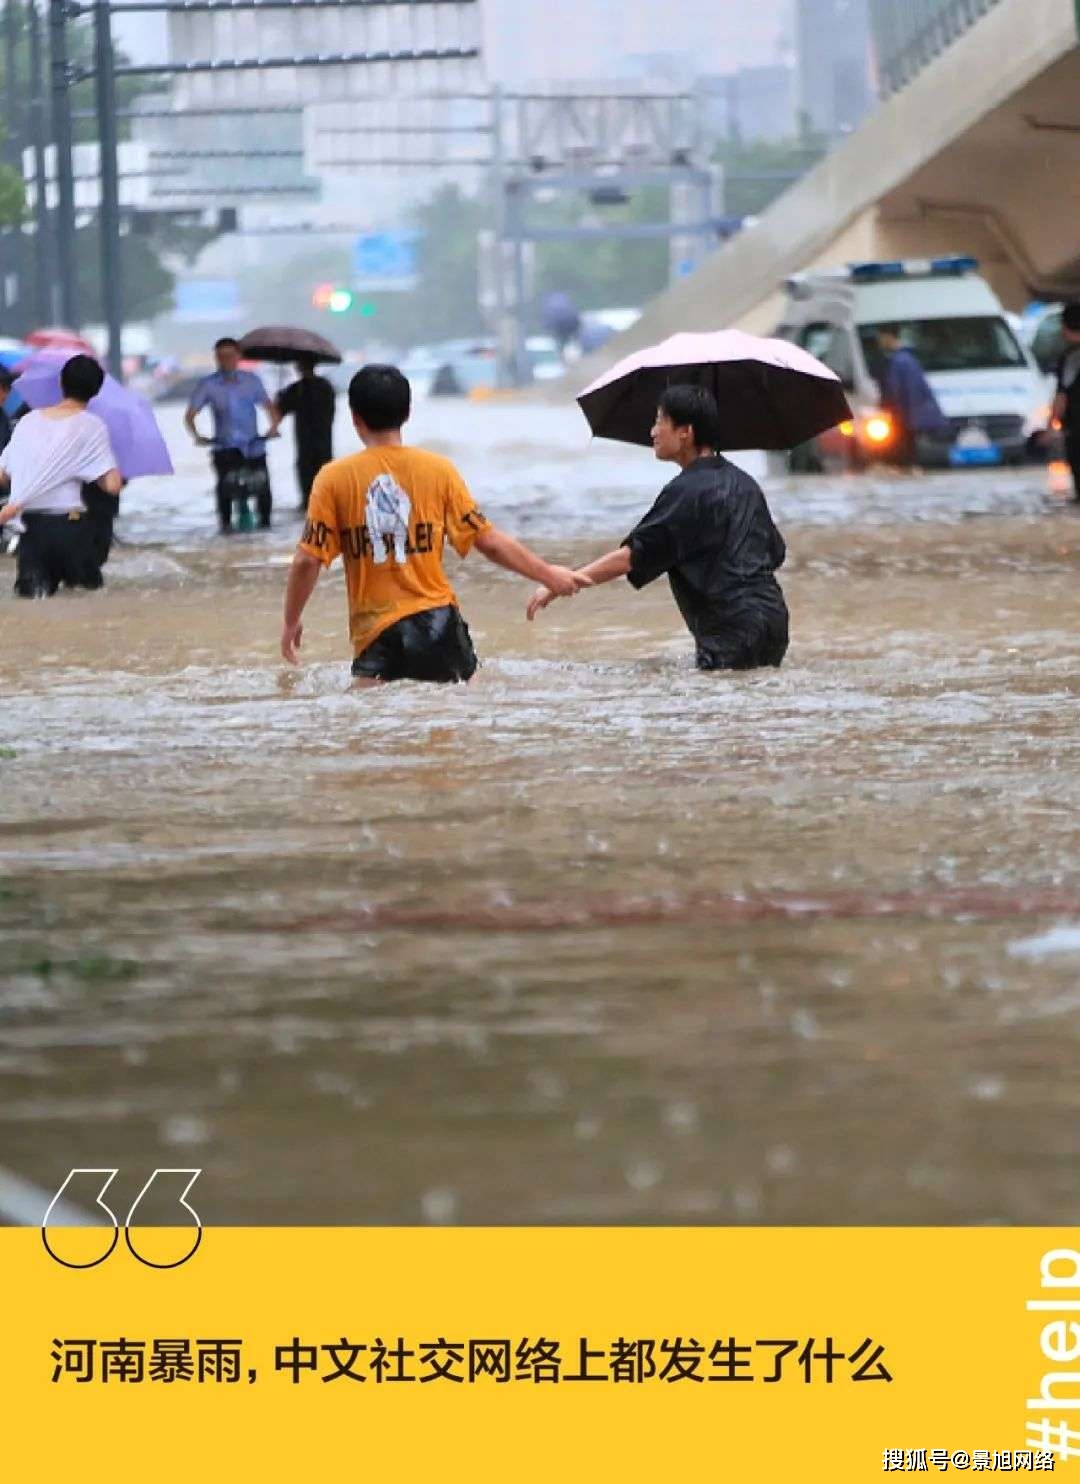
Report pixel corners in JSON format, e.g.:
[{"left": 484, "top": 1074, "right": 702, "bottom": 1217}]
[
  {"left": 0, "top": 368, "right": 13, "bottom": 454},
  {"left": 13, "top": 348, "right": 174, "bottom": 565},
  {"left": 0, "top": 355, "right": 122, "bottom": 597},
  {"left": 184, "top": 337, "right": 275, "bottom": 533},
  {"left": 528, "top": 328, "right": 849, "bottom": 670},
  {"left": 528, "top": 383, "right": 789, "bottom": 670},
  {"left": 268, "top": 352, "right": 336, "bottom": 511}
]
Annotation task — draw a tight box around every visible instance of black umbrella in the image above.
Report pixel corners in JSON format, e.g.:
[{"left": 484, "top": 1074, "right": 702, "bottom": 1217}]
[
  {"left": 577, "top": 329, "right": 851, "bottom": 450},
  {"left": 238, "top": 326, "right": 343, "bottom": 365}
]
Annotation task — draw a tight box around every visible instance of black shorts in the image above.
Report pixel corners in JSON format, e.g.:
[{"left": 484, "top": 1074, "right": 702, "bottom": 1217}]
[
  {"left": 695, "top": 611, "right": 789, "bottom": 672},
  {"left": 14, "top": 512, "right": 103, "bottom": 598},
  {"left": 351, "top": 605, "right": 479, "bottom": 684}
]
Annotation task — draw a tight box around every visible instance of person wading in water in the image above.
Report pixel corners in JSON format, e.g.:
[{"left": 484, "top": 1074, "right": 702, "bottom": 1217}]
[
  {"left": 281, "top": 364, "right": 590, "bottom": 685},
  {"left": 0, "top": 355, "right": 122, "bottom": 597},
  {"left": 527, "top": 383, "right": 789, "bottom": 671},
  {"left": 270, "top": 352, "right": 336, "bottom": 512}
]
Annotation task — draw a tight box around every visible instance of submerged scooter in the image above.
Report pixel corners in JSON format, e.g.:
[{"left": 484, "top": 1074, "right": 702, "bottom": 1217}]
[{"left": 221, "top": 462, "right": 270, "bottom": 532}]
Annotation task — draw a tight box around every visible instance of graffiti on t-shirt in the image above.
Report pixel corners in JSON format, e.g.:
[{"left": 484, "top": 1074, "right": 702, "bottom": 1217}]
[{"left": 365, "top": 474, "right": 412, "bottom": 565}]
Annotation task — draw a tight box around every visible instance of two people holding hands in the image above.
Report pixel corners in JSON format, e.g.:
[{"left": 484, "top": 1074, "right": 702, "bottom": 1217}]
[{"left": 282, "top": 373, "right": 788, "bottom": 683}]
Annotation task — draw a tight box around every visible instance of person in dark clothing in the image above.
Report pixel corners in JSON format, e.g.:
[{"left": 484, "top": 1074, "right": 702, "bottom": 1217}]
[
  {"left": 527, "top": 384, "right": 789, "bottom": 671},
  {"left": 1052, "top": 302, "right": 1080, "bottom": 504},
  {"left": 876, "top": 324, "right": 949, "bottom": 469},
  {"left": 81, "top": 478, "right": 122, "bottom": 565},
  {"left": 270, "top": 353, "right": 335, "bottom": 510},
  {"left": 0, "top": 369, "right": 14, "bottom": 454}
]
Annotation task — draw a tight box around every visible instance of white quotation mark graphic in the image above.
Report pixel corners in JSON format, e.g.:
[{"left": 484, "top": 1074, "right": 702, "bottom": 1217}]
[
  {"left": 41, "top": 1169, "right": 120, "bottom": 1269},
  {"left": 41, "top": 1168, "right": 203, "bottom": 1270}
]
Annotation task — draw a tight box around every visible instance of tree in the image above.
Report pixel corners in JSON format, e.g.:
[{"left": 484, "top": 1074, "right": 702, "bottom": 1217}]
[
  {"left": 4, "top": 1, "right": 156, "bottom": 145},
  {"left": 365, "top": 186, "right": 487, "bottom": 347},
  {"left": 531, "top": 187, "right": 671, "bottom": 314},
  {"left": 715, "top": 135, "right": 828, "bottom": 220},
  {"left": 2, "top": 2, "right": 192, "bottom": 324},
  {"left": 15, "top": 215, "right": 176, "bottom": 323},
  {"left": 322, "top": 182, "right": 677, "bottom": 349},
  {"left": 0, "top": 143, "right": 24, "bottom": 229},
  {"left": 75, "top": 222, "right": 175, "bottom": 323}
]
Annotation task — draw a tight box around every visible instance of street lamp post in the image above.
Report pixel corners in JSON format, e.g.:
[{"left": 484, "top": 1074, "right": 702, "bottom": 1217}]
[
  {"left": 27, "top": 0, "right": 55, "bottom": 324},
  {"left": 92, "top": 0, "right": 121, "bottom": 374},
  {"left": 49, "top": 0, "right": 78, "bottom": 327},
  {"left": 2, "top": 0, "right": 27, "bottom": 335}
]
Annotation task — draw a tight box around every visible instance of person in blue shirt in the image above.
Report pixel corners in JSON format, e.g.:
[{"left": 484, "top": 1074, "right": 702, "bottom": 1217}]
[
  {"left": 876, "top": 324, "right": 949, "bottom": 469},
  {"left": 184, "top": 337, "right": 275, "bottom": 532}
]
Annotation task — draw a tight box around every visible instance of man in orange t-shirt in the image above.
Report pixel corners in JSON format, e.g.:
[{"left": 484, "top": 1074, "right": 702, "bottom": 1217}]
[{"left": 281, "top": 364, "right": 587, "bottom": 683}]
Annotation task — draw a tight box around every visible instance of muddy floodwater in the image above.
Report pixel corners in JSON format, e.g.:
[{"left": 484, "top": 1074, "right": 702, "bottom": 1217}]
[{"left": 1, "top": 399, "right": 1079, "bottom": 1225}]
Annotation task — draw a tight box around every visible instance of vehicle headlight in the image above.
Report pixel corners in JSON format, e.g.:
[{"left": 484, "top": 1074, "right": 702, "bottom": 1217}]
[{"left": 863, "top": 414, "right": 894, "bottom": 445}]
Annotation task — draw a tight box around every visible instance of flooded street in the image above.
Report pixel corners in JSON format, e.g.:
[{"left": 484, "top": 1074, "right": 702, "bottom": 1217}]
[{"left": 2, "top": 399, "right": 1079, "bottom": 1225}]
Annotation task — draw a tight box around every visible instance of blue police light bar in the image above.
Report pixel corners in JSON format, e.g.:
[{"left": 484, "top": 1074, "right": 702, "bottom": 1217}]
[
  {"left": 848, "top": 260, "right": 905, "bottom": 280},
  {"left": 928, "top": 255, "right": 978, "bottom": 275},
  {"left": 848, "top": 255, "right": 979, "bottom": 281}
]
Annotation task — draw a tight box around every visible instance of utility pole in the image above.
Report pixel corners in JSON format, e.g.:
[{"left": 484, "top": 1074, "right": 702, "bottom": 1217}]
[
  {"left": 489, "top": 87, "right": 511, "bottom": 388},
  {"left": 48, "top": 0, "right": 78, "bottom": 326},
  {"left": 27, "top": 0, "right": 54, "bottom": 324},
  {"left": 3, "top": 0, "right": 27, "bottom": 335},
  {"left": 92, "top": 0, "right": 121, "bottom": 374}
]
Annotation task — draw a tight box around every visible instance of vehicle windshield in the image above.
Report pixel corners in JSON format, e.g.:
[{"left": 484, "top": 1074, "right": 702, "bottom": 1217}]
[{"left": 858, "top": 316, "right": 1026, "bottom": 373}]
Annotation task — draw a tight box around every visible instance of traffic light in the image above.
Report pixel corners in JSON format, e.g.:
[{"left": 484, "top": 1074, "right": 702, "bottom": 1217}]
[
  {"left": 311, "top": 284, "right": 375, "bottom": 315},
  {"left": 312, "top": 283, "right": 351, "bottom": 312}
]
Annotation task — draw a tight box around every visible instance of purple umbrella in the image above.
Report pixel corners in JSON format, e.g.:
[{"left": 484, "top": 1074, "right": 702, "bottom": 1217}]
[
  {"left": 15, "top": 351, "right": 174, "bottom": 479},
  {"left": 577, "top": 329, "right": 851, "bottom": 450}
]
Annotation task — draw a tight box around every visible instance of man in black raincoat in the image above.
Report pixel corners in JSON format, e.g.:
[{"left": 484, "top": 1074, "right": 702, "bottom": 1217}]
[{"left": 527, "top": 384, "right": 789, "bottom": 670}]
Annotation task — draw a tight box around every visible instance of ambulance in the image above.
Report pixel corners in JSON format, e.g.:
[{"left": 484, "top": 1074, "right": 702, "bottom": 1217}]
[{"left": 776, "top": 256, "right": 1052, "bottom": 469}]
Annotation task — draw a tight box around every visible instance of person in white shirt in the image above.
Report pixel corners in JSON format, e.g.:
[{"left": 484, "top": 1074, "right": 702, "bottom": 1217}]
[{"left": 0, "top": 355, "right": 122, "bottom": 597}]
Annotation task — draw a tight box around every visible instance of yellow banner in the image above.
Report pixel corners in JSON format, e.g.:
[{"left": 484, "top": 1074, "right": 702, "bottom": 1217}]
[{"left": 5, "top": 1228, "right": 1080, "bottom": 1480}]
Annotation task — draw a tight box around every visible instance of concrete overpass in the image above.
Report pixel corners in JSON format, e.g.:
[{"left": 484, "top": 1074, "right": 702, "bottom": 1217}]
[{"left": 574, "top": 0, "right": 1080, "bottom": 375}]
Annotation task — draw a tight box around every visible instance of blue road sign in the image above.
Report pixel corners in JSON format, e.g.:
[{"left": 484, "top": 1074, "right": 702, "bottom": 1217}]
[
  {"left": 352, "top": 231, "right": 422, "bottom": 292},
  {"left": 174, "top": 279, "right": 243, "bottom": 321}
]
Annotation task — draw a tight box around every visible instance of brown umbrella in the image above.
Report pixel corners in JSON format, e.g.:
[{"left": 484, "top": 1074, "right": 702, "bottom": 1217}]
[{"left": 237, "top": 326, "right": 343, "bottom": 365}]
